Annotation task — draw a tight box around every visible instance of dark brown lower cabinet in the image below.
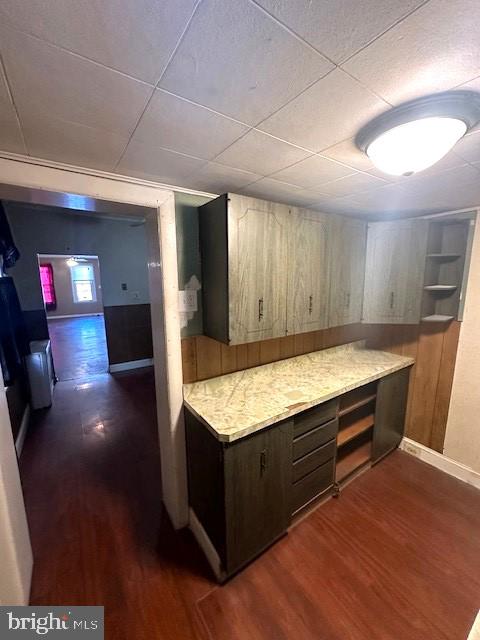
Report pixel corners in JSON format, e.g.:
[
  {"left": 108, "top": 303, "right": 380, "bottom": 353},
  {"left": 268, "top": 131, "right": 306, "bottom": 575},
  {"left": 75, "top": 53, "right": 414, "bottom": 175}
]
[
  {"left": 185, "top": 410, "right": 293, "bottom": 579},
  {"left": 372, "top": 368, "right": 410, "bottom": 463},
  {"left": 185, "top": 366, "right": 412, "bottom": 581}
]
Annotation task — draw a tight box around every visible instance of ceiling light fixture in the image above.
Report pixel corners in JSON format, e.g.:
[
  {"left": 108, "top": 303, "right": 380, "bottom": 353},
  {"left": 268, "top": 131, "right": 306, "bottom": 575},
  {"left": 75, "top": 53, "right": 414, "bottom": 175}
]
[{"left": 355, "top": 91, "right": 480, "bottom": 176}]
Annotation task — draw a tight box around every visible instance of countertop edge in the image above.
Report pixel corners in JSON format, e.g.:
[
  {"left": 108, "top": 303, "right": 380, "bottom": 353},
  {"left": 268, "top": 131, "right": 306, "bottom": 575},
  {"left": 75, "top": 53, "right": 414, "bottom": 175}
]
[{"left": 184, "top": 358, "right": 414, "bottom": 443}]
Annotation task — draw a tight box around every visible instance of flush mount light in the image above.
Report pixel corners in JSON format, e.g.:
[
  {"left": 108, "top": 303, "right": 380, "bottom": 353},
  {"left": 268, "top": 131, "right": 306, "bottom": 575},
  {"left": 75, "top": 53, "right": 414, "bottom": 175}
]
[{"left": 355, "top": 91, "right": 480, "bottom": 176}]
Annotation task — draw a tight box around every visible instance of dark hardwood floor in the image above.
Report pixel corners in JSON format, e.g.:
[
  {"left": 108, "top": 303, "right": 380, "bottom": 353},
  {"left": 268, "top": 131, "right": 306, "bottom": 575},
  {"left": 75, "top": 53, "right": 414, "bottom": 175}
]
[
  {"left": 48, "top": 315, "right": 108, "bottom": 381},
  {"left": 20, "top": 368, "right": 480, "bottom": 639}
]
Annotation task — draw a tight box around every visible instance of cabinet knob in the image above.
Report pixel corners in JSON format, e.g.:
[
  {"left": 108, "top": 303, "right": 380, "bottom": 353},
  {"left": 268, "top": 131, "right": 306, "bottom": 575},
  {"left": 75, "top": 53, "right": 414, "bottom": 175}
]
[
  {"left": 308, "top": 295, "right": 313, "bottom": 314},
  {"left": 258, "top": 298, "right": 264, "bottom": 322}
]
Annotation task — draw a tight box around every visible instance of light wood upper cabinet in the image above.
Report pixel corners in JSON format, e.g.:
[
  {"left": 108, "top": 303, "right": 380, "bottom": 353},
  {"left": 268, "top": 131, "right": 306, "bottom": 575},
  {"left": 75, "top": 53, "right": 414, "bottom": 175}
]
[
  {"left": 287, "top": 210, "right": 330, "bottom": 334},
  {"left": 328, "top": 216, "right": 367, "bottom": 327},
  {"left": 362, "top": 220, "right": 428, "bottom": 324},
  {"left": 199, "top": 193, "right": 289, "bottom": 345},
  {"left": 228, "top": 195, "right": 289, "bottom": 344}
]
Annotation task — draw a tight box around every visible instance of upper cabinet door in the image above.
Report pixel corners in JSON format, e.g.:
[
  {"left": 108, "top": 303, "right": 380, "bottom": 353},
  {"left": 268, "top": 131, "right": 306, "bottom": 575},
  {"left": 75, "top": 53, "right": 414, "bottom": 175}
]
[
  {"left": 287, "top": 209, "right": 330, "bottom": 334},
  {"left": 228, "top": 195, "right": 289, "bottom": 344},
  {"left": 362, "top": 220, "right": 428, "bottom": 324},
  {"left": 328, "top": 216, "right": 367, "bottom": 327}
]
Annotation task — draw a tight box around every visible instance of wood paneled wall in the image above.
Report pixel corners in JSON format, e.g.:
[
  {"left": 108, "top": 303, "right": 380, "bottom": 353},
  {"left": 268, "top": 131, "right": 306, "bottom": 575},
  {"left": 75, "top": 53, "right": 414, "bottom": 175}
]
[{"left": 181, "top": 321, "right": 461, "bottom": 454}]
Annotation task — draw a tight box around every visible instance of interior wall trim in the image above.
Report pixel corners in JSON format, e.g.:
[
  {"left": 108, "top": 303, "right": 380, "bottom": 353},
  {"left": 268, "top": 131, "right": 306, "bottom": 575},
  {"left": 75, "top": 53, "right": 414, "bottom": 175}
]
[
  {"left": 189, "top": 507, "right": 223, "bottom": 582},
  {"left": 400, "top": 437, "right": 480, "bottom": 490},
  {"left": 48, "top": 313, "right": 104, "bottom": 320},
  {"left": 14, "top": 405, "right": 30, "bottom": 458},
  {"left": 108, "top": 358, "right": 153, "bottom": 373}
]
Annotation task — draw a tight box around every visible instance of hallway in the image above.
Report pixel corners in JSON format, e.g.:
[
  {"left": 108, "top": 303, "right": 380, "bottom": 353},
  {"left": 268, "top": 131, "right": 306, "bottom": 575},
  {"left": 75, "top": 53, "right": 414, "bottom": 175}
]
[
  {"left": 20, "top": 366, "right": 480, "bottom": 640},
  {"left": 48, "top": 315, "right": 108, "bottom": 381}
]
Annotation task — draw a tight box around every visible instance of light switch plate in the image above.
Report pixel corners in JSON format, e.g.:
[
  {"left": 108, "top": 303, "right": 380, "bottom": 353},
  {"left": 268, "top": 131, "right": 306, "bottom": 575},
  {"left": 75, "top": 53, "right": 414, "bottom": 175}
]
[{"left": 178, "top": 289, "right": 197, "bottom": 313}]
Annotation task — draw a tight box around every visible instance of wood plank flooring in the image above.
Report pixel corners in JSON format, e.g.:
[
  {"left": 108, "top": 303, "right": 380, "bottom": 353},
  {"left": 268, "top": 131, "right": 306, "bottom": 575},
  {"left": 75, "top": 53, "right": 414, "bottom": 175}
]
[
  {"left": 48, "top": 315, "right": 108, "bottom": 381},
  {"left": 21, "top": 368, "right": 480, "bottom": 639}
]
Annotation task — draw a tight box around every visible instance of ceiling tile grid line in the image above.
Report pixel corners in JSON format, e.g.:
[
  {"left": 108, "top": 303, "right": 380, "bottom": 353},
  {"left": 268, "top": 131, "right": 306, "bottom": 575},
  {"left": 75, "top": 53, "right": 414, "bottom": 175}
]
[
  {"left": 247, "top": 0, "right": 338, "bottom": 66},
  {"left": 113, "top": 0, "right": 204, "bottom": 171},
  {"left": 0, "top": 22, "right": 156, "bottom": 89},
  {"left": 0, "top": 48, "right": 28, "bottom": 155}
]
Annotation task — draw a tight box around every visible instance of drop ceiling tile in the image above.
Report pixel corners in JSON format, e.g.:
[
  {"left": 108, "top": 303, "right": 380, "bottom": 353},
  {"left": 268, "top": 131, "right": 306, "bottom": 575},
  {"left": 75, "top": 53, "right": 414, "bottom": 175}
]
[
  {"left": 0, "top": 26, "right": 152, "bottom": 137},
  {"left": 0, "top": 65, "right": 25, "bottom": 153},
  {"left": 269, "top": 154, "right": 354, "bottom": 189},
  {"left": 0, "top": 0, "right": 197, "bottom": 84},
  {"left": 215, "top": 129, "right": 311, "bottom": 175},
  {"left": 307, "top": 195, "right": 368, "bottom": 217},
  {"left": 318, "top": 172, "right": 387, "bottom": 197},
  {"left": 343, "top": 0, "right": 480, "bottom": 105},
  {"left": 254, "top": 0, "right": 425, "bottom": 63},
  {"left": 117, "top": 139, "right": 206, "bottom": 185},
  {"left": 259, "top": 68, "right": 388, "bottom": 151},
  {"left": 451, "top": 130, "right": 480, "bottom": 163},
  {"left": 239, "top": 177, "right": 303, "bottom": 203},
  {"left": 159, "top": 0, "right": 333, "bottom": 125},
  {"left": 22, "top": 114, "right": 128, "bottom": 171},
  {"left": 187, "top": 163, "right": 261, "bottom": 193},
  {"left": 131, "top": 89, "right": 249, "bottom": 161}
]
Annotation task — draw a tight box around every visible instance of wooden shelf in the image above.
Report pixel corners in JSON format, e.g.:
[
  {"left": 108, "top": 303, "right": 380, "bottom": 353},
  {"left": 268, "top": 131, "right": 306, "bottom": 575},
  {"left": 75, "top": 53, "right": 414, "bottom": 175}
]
[
  {"left": 339, "top": 394, "right": 376, "bottom": 417},
  {"left": 335, "top": 442, "right": 371, "bottom": 482},
  {"left": 424, "top": 285, "right": 457, "bottom": 292},
  {"left": 426, "top": 253, "right": 461, "bottom": 260},
  {"left": 337, "top": 414, "right": 374, "bottom": 447},
  {"left": 421, "top": 314, "right": 455, "bottom": 323}
]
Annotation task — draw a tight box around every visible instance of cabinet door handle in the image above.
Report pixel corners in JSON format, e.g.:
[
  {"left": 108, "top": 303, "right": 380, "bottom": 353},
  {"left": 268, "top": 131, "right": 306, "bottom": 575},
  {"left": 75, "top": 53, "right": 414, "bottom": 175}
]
[
  {"left": 258, "top": 298, "right": 264, "bottom": 322},
  {"left": 308, "top": 295, "right": 313, "bottom": 314},
  {"left": 260, "top": 449, "right": 267, "bottom": 476},
  {"left": 346, "top": 292, "right": 350, "bottom": 308},
  {"left": 390, "top": 291, "right": 395, "bottom": 309}
]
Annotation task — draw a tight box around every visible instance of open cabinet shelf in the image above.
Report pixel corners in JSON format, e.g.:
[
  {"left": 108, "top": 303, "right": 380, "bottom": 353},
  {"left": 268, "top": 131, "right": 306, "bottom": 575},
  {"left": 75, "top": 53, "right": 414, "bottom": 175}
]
[
  {"left": 335, "top": 441, "right": 371, "bottom": 483},
  {"left": 421, "top": 314, "right": 455, "bottom": 323},
  {"left": 426, "top": 253, "right": 461, "bottom": 260},
  {"left": 337, "top": 413, "right": 374, "bottom": 447},
  {"left": 421, "top": 218, "right": 471, "bottom": 321},
  {"left": 424, "top": 284, "right": 457, "bottom": 292}
]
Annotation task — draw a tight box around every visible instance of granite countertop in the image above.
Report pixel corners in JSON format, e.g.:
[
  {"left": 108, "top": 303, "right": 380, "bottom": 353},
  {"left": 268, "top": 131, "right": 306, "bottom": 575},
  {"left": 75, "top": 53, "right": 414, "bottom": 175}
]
[{"left": 183, "top": 341, "right": 414, "bottom": 443}]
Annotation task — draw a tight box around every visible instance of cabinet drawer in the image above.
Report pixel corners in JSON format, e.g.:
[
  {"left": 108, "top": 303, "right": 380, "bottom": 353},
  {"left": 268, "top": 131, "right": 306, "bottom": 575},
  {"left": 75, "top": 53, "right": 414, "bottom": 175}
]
[
  {"left": 293, "top": 399, "right": 338, "bottom": 438},
  {"left": 293, "top": 418, "right": 338, "bottom": 461},
  {"left": 292, "top": 459, "right": 334, "bottom": 514},
  {"left": 292, "top": 439, "right": 335, "bottom": 483}
]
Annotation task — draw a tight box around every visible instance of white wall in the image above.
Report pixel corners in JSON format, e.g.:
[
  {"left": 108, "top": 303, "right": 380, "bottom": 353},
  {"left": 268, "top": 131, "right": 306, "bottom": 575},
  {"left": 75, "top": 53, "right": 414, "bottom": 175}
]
[
  {"left": 444, "top": 218, "right": 480, "bottom": 473},
  {"left": 0, "top": 382, "right": 32, "bottom": 604}
]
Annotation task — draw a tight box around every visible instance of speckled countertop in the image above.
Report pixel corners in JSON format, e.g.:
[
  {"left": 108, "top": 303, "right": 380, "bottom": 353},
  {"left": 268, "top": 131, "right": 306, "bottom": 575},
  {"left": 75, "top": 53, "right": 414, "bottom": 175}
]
[{"left": 183, "top": 341, "right": 414, "bottom": 442}]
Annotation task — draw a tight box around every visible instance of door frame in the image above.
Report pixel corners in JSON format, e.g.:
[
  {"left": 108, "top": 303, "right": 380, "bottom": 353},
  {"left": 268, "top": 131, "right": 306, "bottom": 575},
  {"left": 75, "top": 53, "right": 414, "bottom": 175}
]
[{"left": 0, "top": 152, "right": 207, "bottom": 603}]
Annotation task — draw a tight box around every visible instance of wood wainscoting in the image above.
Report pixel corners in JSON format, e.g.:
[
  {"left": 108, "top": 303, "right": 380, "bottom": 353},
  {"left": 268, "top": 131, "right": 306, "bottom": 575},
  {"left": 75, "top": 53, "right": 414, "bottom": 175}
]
[
  {"left": 103, "top": 304, "right": 153, "bottom": 365},
  {"left": 181, "top": 321, "right": 461, "bottom": 454}
]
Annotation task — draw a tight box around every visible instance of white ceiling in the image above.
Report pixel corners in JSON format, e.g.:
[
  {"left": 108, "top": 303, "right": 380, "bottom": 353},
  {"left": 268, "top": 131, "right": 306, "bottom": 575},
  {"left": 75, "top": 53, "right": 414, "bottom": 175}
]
[{"left": 0, "top": 0, "right": 480, "bottom": 218}]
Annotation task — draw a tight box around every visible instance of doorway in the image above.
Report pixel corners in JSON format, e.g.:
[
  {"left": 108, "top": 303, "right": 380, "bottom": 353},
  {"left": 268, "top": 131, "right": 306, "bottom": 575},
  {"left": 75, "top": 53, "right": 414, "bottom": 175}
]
[{"left": 37, "top": 254, "right": 108, "bottom": 381}]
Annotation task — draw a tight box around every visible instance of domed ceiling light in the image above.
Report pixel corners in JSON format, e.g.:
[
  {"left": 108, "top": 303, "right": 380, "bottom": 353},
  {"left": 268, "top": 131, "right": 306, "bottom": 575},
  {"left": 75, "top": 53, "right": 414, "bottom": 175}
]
[{"left": 355, "top": 91, "right": 480, "bottom": 177}]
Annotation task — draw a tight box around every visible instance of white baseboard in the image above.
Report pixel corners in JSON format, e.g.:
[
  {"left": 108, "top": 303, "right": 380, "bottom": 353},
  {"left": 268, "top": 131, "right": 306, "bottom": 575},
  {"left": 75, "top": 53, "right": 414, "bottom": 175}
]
[
  {"left": 400, "top": 437, "right": 480, "bottom": 490},
  {"left": 108, "top": 358, "right": 153, "bottom": 373},
  {"left": 189, "top": 508, "right": 224, "bottom": 582},
  {"left": 15, "top": 404, "right": 30, "bottom": 457},
  {"left": 48, "top": 313, "right": 104, "bottom": 319}
]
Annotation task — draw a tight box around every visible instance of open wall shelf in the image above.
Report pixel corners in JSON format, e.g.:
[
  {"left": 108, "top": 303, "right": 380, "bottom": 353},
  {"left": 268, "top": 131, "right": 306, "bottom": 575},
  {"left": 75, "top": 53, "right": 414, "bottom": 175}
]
[{"left": 421, "top": 219, "right": 471, "bottom": 321}]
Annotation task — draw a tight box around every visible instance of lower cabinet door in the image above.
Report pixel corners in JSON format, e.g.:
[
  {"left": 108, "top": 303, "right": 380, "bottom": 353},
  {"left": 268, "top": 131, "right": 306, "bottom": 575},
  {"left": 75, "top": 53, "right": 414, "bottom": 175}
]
[
  {"left": 372, "top": 368, "right": 411, "bottom": 463},
  {"left": 223, "top": 420, "right": 293, "bottom": 574}
]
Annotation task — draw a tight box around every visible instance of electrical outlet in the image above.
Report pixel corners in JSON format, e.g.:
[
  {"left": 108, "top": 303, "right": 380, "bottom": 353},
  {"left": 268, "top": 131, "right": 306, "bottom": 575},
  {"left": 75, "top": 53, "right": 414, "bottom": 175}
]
[{"left": 178, "top": 289, "right": 197, "bottom": 312}]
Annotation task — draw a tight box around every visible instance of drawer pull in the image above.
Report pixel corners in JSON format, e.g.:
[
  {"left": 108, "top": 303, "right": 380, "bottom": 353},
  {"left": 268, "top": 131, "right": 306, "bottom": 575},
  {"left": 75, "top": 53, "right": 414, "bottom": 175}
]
[
  {"left": 308, "top": 295, "right": 313, "bottom": 314},
  {"left": 258, "top": 298, "right": 264, "bottom": 322},
  {"left": 260, "top": 449, "right": 267, "bottom": 475}
]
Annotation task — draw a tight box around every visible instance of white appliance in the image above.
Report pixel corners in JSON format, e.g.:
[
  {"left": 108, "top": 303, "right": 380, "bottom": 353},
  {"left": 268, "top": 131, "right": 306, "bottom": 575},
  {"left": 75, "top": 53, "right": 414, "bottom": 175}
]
[{"left": 26, "top": 340, "right": 54, "bottom": 409}]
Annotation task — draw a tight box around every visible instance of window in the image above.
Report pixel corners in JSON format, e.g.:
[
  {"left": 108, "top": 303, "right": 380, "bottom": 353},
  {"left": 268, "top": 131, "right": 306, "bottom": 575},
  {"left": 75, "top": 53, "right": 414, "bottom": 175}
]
[
  {"left": 39, "top": 264, "right": 57, "bottom": 311},
  {"left": 70, "top": 263, "right": 97, "bottom": 303}
]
